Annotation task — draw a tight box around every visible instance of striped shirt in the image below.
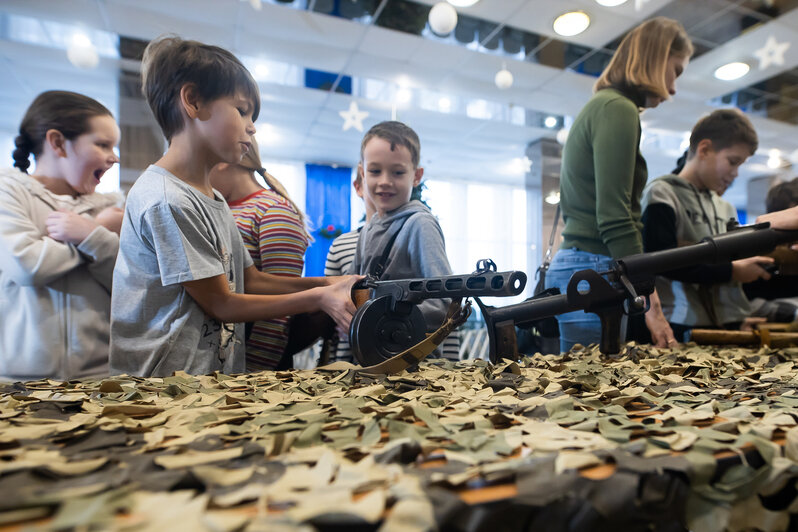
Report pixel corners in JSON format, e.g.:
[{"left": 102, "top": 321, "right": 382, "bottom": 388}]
[
  {"left": 325, "top": 229, "right": 361, "bottom": 362},
  {"left": 228, "top": 189, "right": 308, "bottom": 371},
  {"left": 325, "top": 229, "right": 360, "bottom": 277}
]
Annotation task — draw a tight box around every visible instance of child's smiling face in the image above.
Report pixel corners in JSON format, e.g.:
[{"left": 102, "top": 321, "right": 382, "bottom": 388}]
[{"left": 360, "top": 137, "right": 423, "bottom": 217}]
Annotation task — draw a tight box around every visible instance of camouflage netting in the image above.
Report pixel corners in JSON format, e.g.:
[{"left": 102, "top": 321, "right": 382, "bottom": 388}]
[{"left": 2, "top": 343, "right": 798, "bottom": 531}]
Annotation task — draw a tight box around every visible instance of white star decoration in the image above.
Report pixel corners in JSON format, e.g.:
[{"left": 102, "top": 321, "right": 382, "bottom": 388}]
[
  {"left": 522, "top": 156, "right": 532, "bottom": 173},
  {"left": 339, "top": 101, "right": 369, "bottom": 132},
  {"left": 753, "top": 36, "right": 791, "bottom": 70}
]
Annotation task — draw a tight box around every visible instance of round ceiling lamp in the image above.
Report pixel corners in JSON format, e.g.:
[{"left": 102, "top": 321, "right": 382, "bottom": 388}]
[
  {"left": 544, "top": 191, "right": 561, "bottom": 205},
  {"left": 447, "top": 0, "right": 479, "bottom": 6},
  {"left": 553, "top": 11, "right": 590, "bottom": 37},
  {"left": 713, "top": 62, "right": 750, "bottom": 81},
  {"left": 396, "top": 87, "right": 412, "bottom": 104},
  {"left": 595, "top": 0, "right": 628, "bottom": 6},
  {"left": 494, "top": 67, "right": 513, "bottom": 90},
  {"left": 66, "top": 33, "right": 99, "bottom": 69},
  {"left": 429, "top": 2, "right": 458, "bottom": 36}
]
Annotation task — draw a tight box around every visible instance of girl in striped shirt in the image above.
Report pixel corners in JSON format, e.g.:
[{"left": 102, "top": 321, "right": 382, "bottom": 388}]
[{"left": 210, "top": 138, "right": 310, "bottom": 371}]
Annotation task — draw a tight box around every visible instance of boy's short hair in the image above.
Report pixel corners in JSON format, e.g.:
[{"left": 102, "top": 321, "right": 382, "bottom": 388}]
[
  {"left": 766, "top": 179, "right": 798, "bottom": 213},
  {"left": 360, "top": 121, "right": 420, "bottom": 168},
  {"left": 688, "top": 108, "right": 758, "bottom": 159},
  {"left": 141, "top": 35, "right": 260, "bottom": 141}
]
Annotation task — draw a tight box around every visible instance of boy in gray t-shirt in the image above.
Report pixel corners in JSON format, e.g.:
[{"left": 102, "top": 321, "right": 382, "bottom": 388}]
[
  {"left": 110, "top": 37, "right": 358, "bottom": 377},
  {"left": 112, "top": 166, "right": 254, "bottom": 376}
]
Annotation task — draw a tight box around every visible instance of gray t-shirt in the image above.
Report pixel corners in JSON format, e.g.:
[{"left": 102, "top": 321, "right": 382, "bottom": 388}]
[{"left": 110, "top": 165, "right": 253, "bottom": 377}]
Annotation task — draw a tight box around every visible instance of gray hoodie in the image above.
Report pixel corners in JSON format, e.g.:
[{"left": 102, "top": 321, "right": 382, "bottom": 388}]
[
  {"left": 350, "top": 200, "right": 452, "bottom": 332},
  {"left": 641, "top": 174, "right": 750, "bottom": 327}
]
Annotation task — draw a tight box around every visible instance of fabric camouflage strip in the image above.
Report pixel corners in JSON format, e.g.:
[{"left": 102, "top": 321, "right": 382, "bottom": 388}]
[{"left": 1, "top": 343, "right": 798, "bottom": 530}]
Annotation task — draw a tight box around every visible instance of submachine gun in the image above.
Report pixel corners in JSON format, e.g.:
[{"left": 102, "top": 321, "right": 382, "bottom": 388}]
[
  {"left": 349, "top": 262, "right": 527, "bottom": 366},
  {"left": 348, "top": 223, "right": 798, "bottom": 368}
]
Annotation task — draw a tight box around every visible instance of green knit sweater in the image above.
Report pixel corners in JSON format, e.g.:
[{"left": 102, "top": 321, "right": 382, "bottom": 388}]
[{"left": 560, "top": 88, "right": 647, "bottom": 259}]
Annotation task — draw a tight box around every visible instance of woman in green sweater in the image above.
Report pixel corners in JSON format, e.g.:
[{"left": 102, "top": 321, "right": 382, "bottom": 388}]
[{"left": 545, "top": 17, "right": 692, "bottom": 352}]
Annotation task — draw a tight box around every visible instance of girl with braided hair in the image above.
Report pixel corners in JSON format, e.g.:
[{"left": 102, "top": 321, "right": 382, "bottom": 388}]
[
  {"left": 209, "top": 137, "right": 311, "bottom": 370},
  {"left": 0, "top": 90, "right": 122, "bottom": 380}
]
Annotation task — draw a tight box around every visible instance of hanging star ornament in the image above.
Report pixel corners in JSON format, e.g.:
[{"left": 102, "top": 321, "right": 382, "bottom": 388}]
[
  {"left": 339, "top": 101, "right": 369, "bottom": 132},
  {"left": 753, "top": 36, "right": 791, "bottom": 70},
  {"left": 522, "top": 156, "right": 532, "bottom": 173}
]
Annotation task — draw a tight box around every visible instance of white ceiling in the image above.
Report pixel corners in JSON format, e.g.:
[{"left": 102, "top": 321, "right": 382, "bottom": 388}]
[{"left": 0, "top": 0, "right": 797, "bottom": 209}]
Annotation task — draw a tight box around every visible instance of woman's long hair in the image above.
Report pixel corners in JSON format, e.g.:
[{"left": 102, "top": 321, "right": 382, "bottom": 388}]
[{"left": 594, "top": 17, "right": 693, "bottom": 101}]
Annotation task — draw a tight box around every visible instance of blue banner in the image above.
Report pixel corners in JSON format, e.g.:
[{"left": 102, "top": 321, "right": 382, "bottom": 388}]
[{"left": 304, "top": 164, "right": 352, "bottom": 276}]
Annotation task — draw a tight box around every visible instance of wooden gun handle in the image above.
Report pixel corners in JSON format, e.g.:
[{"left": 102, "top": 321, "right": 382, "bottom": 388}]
[{"left": 352, "top": 288, "right": 371, "bottom": 309}]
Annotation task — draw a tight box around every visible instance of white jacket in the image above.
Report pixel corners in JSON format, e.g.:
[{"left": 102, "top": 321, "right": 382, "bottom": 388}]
[{"left": 0, "top": 168, "right": 120, "bottom": 381}]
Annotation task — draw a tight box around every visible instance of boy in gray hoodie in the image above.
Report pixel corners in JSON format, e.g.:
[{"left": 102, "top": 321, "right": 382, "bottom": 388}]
[
  {"left": 641, "top": 109, "right": 773, "bottom": 341},
  {"left": 350, "top": 121, "right": 458, "bottom": 358}
]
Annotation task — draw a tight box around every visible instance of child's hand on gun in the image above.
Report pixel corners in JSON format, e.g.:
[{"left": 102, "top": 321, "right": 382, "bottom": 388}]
[
  {"left": 319, "top": 275, "right": 363, "bottom": 333},
  {"left": 45, "top": 210, "right": 101, "bottom": 244}
]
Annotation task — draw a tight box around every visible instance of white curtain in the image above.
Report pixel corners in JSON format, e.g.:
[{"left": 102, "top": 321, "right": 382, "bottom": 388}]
[{"left": 424, "top": 179, "right": 534, "bottom": 307}]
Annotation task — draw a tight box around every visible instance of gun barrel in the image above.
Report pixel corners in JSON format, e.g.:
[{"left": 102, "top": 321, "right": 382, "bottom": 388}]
[
  {"left": 369, "top": 270, "right": 527, "bottom": 304},
  {"left": 487, "top": 293, "right": 576, "bottom": 327},
  {"left": 617, "top": 226, "right": 798, "bottom": 276}
]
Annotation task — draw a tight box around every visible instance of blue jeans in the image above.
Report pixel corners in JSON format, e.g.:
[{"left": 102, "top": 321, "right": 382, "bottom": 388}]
[{"left": 544, "top": 248, "right": 624, "bottom": 353}]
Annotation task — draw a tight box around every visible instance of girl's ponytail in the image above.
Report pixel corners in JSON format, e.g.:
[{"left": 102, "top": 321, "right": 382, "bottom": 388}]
[
  {"left": 239, "top": 136, "right": 311, "bottom": 240},
  {"left": 12, "top": 133, "right": 33, "bottom": 173}
]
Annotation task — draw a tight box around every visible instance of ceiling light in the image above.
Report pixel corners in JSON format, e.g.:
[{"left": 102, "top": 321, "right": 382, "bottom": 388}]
[
  {"left": 494, "top": 68, "right": 513, "bottom": 90},
  {"left": 253, "top": 63, "right": 270, "bottom": 81},
  {"left": 714, "top": 62, "right": 749, "bottom": 81},
  {"left": 438, "top": 97, "right": 452, "bottom": 112},
  {"left": 544, "top": 116, "right": 558, "bottom": 128},
  {"left": 553, "top": 11, "right": 590, "bottom": 37},
  {"left": 70, "top": 33, "right": 91, "bottom": 48},
  {"left": 66, "top": 32, "right": 99, "bottom": 69},
  {"left": 595, "top": 0, "right": 628, "bottom": 5},
  {"left": 429, "top": 2, "right": 458, "bottom": 35},
  {"left": 545, "top": 191, "right": 561, "bottom": 205},
  {"left": 396, "top": 87, "right": 412, "bottom": 104},
  {"left": 447, "top": 0, "right": 479, "bottom": 6},
  {"left": 556, "top": 128, "right": 569, "bottom": 145}
]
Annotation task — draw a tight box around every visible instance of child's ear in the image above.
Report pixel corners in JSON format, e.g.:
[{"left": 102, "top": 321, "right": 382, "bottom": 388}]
[
  {"left": 44, "top": 129, "right": 67, "bottom": 158},
  {"left": 354, "top": 167, "right": 364, "bottom": 199},
  {"left": 413, "top": 167, "right": 424, "bottom": 186},
  {"left": 179, "top": 83, "right": 203, "bottom": 120},
  {"left": 696, "top": 138, "right": 714, "bottom": 158}
]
